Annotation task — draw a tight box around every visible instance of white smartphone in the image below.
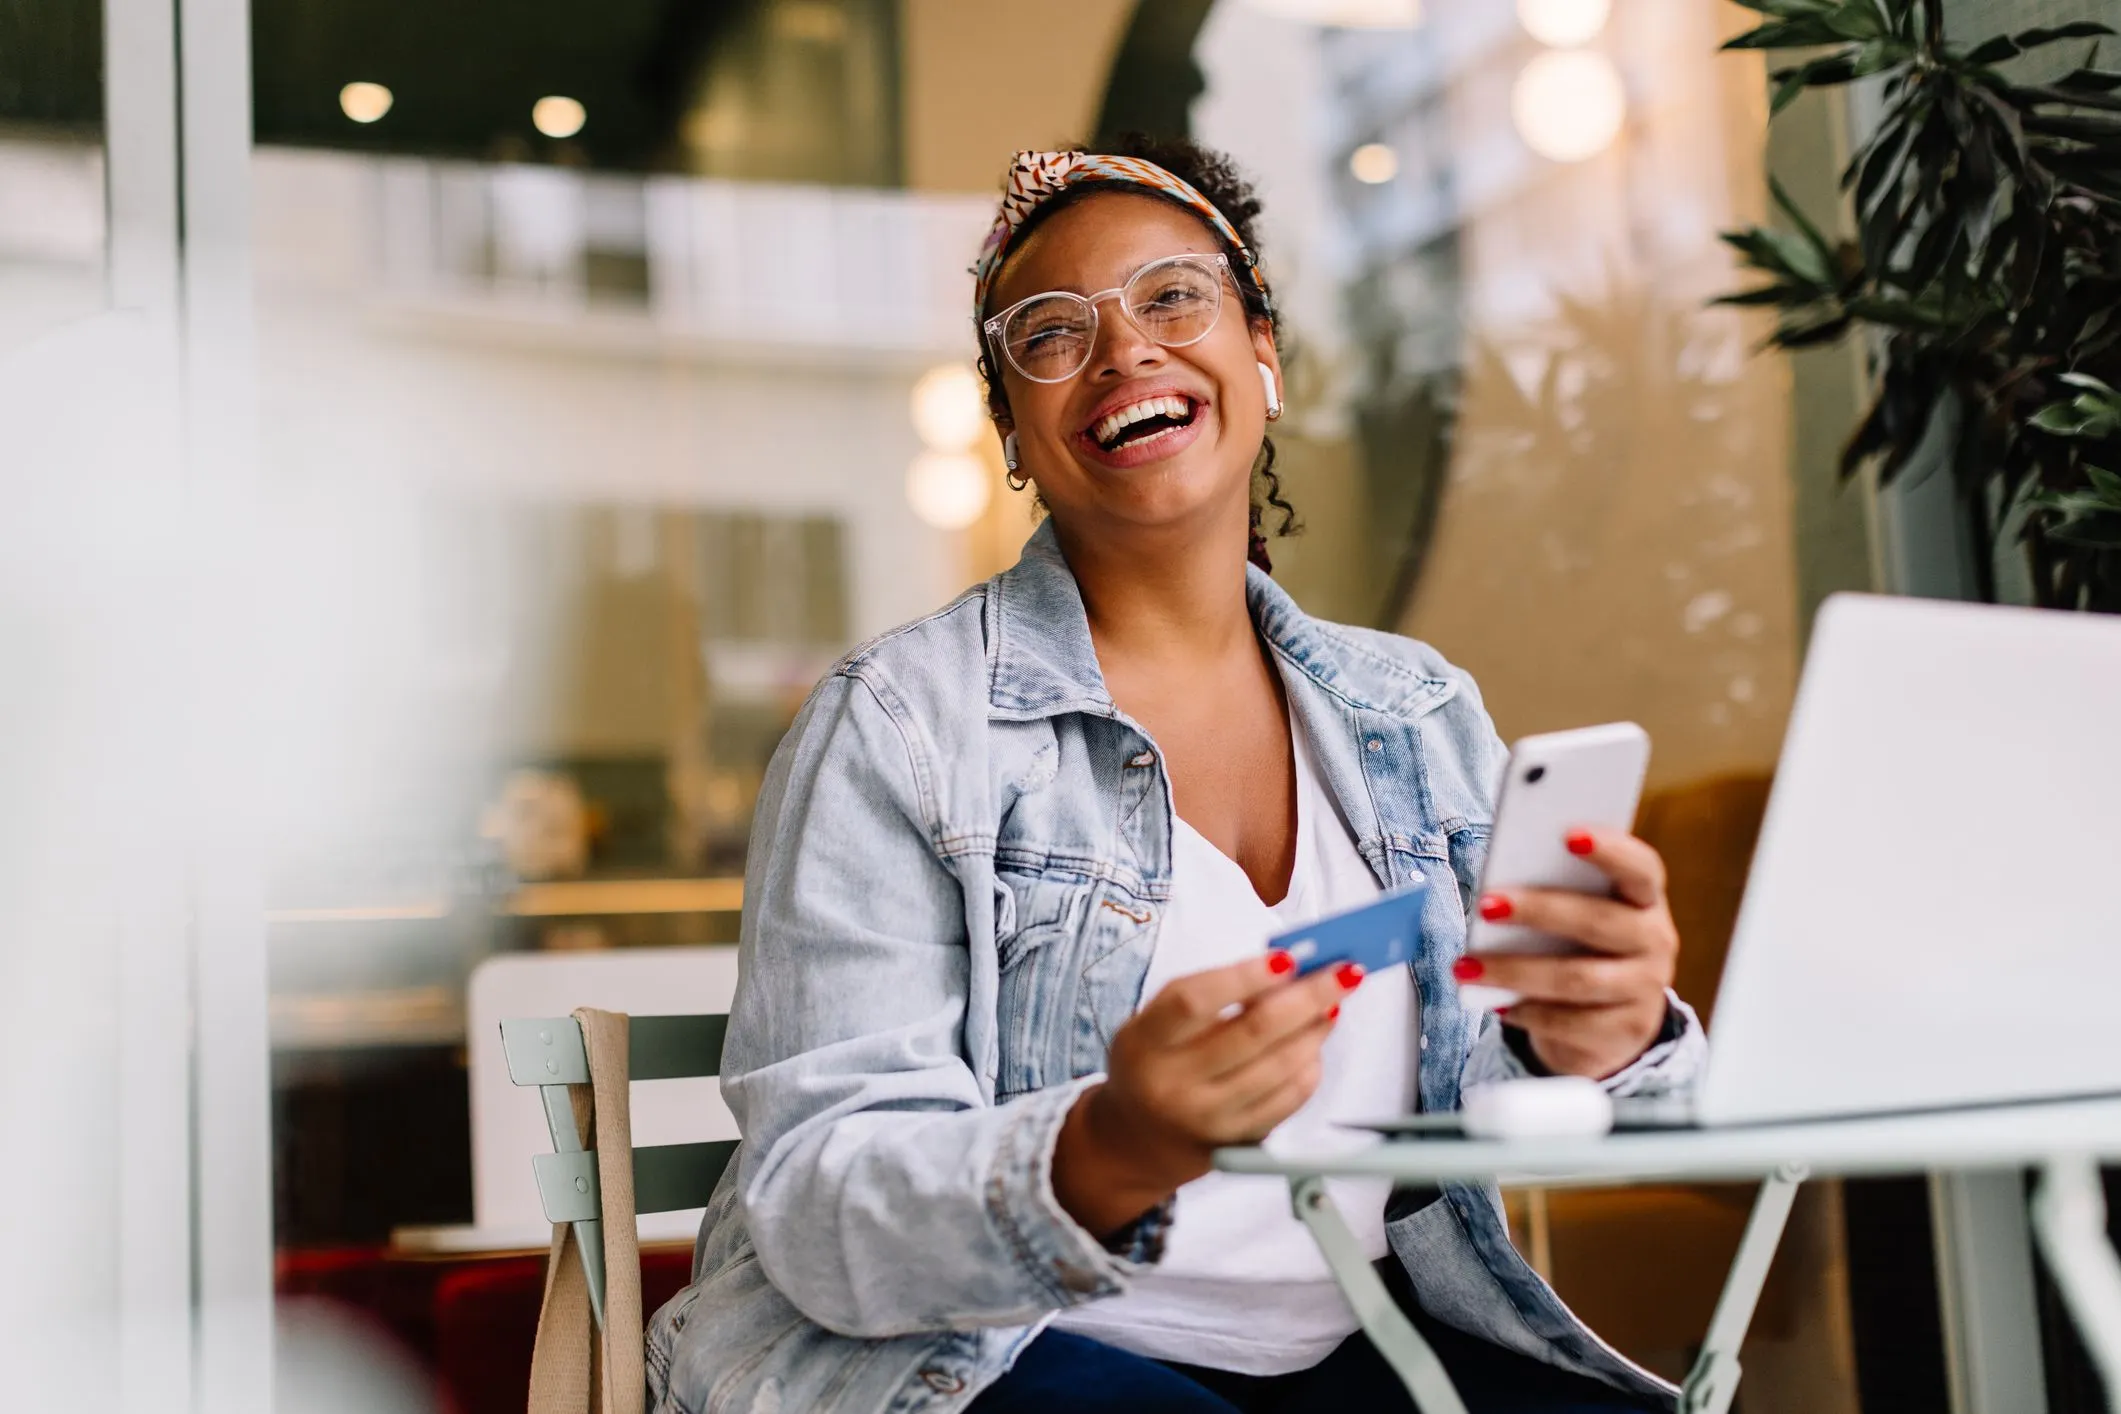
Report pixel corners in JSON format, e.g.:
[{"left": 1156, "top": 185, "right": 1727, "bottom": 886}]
[{"left": 1457, "top": 722, "right": 1651, "bottom": 1012}]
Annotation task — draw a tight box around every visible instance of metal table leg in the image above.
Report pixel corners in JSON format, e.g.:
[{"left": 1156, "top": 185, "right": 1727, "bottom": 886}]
[
  {"left": 2031, "top": 1157, "right": 2121, "bottom": 1410},
  {"left": 1680, "top": 1165, "right": 1807, "bottom": 1414},
  {"left": 1932, "top": 1168, "right": 2052, "bottom": 1414},
  {"left": 1289, "top": 1176, "right": 1470, "bottom": 1414}
]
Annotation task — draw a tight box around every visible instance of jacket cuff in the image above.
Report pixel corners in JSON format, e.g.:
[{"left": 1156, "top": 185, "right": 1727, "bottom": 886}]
[
  {"left": 985, "top": 1075, "right": 1157, "bottom": 1308},
  {"left": 1464, "top": 990, "right": 1706, "bottom": 1099}
]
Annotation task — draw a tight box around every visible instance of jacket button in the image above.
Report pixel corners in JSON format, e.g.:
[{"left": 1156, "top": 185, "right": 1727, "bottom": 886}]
[
  {"left": 1366, "top": 738, "right": 1383, "bottom": 753},
  {"left": 920, "top": 1369, "right": 967, "bottom": 1394}
]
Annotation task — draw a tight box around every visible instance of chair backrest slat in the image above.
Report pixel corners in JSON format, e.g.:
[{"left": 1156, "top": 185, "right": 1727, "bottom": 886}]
[
  {"left": 635, "top": 1139, "right": 739, "bottom": 1214},
  {"left": 529, "top": 1140, "right": 738, "bottom": 1223},
  {"left": 628, "top": 1014, "right": 729, "bottom": 1081}
]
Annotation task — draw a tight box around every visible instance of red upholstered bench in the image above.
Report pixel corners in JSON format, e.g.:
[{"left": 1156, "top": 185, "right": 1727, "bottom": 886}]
[{"left": 432, "top": 1246, "right": 696, "bottom": 1414}]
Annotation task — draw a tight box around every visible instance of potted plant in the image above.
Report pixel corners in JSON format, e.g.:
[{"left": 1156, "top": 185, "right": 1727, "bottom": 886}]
[{"left": 1718, "top": 0, "right": 2121, "bottom": 611}]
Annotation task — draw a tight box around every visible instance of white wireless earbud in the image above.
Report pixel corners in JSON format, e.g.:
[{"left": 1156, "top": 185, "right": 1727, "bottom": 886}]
[
  {"left": 1003, "top": 432, "right": 1020, "bottom": 471},
  {"left": 1258, "top": 361, "right": 1282, "bottom": 421}
]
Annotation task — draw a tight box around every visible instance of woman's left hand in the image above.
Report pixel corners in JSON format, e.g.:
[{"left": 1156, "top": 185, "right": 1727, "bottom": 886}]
[{"left": 1452, "top": 829, "right": 1680, "bottom": 1080}]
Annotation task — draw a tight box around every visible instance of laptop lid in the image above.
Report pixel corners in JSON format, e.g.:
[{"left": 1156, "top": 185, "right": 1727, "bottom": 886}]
[{"left": 1698, "top": 593, "right": 2121, "bottom": 1126}]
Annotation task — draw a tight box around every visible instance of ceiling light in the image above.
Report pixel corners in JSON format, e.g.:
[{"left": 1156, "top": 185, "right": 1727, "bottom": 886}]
[
  {"left": 906, "top": 452, "right": 992, "bottom": 531},
  {"left": 910, "top": 364, "right": 987, "bottom": 453},
  {"left": 532, "top": 96, "right": 587, "bottom": 140},
  {"left": 1349, "top": 143, "right": 1399, "bottom": 184},
  {"left": 1512, "top": 50, "right": 1625, "bottom": 163},
  {"left": 1516, "top": 0, "right": 1610, "bottom": 47},
  {"left": 339, "top": 82, "right": 393, "bottom": 124},
  {"left": 1240, "top": 0, "right": 1421, "bottom": 27}
]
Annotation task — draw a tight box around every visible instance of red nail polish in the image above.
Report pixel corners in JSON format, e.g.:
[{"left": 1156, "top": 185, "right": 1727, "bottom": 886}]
[
  {"left": 1453, "top": 957, "right": 1485, "bottom": 982},
  {"left": 1478, "top": 894, "right": 1513, "bottom": 922},
  {"left": 1327, "top": 1005, "right": 1341, "bottom": 1022},
  {"left": 1334, "top": 962, "right": 1365, "bottom": 990},
  {"left": 1565, "top": 831, "right": 1595, "bottom": 857},
  {"left": 1267, "top": 950, "right": 1295, "bottom": 976}
]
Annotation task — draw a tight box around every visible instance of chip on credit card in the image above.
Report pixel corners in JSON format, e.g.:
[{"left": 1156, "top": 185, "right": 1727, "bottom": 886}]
[{"left": 1268, "top": 878, "right": 1429, "bottom": 977}]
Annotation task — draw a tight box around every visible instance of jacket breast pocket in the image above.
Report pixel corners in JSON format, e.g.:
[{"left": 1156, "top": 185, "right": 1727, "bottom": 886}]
[{"left": 991, "top": 867, "right": 1088, "bottom": 1100}]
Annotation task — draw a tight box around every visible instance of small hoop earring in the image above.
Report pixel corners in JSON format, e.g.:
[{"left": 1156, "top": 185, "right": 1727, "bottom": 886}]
[{"left": 1006, "top": 470, "right": 1030, "bottom": 492}]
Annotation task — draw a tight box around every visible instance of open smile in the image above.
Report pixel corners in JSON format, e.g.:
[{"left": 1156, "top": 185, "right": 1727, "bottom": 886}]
[{"left": 1075, "top": 390, "right": 1209, "bottom": 468}]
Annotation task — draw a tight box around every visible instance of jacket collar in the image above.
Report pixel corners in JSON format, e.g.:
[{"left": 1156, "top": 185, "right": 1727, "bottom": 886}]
[{"left": 985, "top": 520, "right": 1454, "bottom": 722}]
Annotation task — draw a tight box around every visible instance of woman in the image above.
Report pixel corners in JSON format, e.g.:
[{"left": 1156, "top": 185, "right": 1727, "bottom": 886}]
[{"left": 647, "top": 137, "right": 1705, "bottom": 1414}]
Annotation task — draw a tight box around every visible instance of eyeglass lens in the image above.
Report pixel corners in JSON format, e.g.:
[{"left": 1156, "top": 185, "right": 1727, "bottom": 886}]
[{"left": 1001, "top": 256, "right": 1225, "bottom": 383}]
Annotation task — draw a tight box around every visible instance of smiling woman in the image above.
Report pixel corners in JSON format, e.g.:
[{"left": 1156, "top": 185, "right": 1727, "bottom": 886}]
[
  {"left": 973, "top": 138, "right": 1298, "bottom": 573},
  {"left": 641, "top": 135, "right": 1703, "bottom": 1414}
]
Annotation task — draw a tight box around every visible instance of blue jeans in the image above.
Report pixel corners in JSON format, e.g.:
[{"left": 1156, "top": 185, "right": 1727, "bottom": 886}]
[{"left": 967, "top": 1318, "right": 1661, "bottom": 1414}]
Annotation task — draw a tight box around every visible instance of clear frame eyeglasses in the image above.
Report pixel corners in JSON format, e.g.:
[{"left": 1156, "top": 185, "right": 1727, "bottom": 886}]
[{"left": 983, "top": 252, "right": 1232, "bottom": 385}]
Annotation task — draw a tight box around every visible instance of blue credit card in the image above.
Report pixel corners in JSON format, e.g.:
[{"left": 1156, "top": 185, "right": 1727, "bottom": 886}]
[{"left": 1268, "top": 879, "right": 1429, "bottom": 977}]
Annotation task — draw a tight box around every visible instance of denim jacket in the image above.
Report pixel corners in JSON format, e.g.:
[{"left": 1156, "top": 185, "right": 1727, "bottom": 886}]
[{"left": 646, "top": 522, "right": 1706, "bottom": 1414}]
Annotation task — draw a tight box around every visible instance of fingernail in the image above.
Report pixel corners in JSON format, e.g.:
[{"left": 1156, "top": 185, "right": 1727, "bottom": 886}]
[
  {"left": 1453, "top": 957, "right": 1485, "bottom": 982},
  {"left": 1565, "top": 831, "right": 1595, "bottom": 857},
  {"left": 1334, "top": 962, "right": 1365, "bottom": 990},
  {"left": 1267, "top": 950, "right": 1295, "bottom": 976},
  {"left": 1495, "top": 1006, "right": 1512, "bottom": 1017},
  {"left": 1327, "top": 1005, "right": 1341, "bottom": 1022},
  {"left": 1478, "top": 894, "right": 1513, "bottom": 922}
]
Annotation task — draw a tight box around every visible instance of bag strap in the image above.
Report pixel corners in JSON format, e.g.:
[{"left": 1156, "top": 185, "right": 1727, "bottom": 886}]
[{"left": 526, "top": 1008, "right": 645, "bottom": 1414}]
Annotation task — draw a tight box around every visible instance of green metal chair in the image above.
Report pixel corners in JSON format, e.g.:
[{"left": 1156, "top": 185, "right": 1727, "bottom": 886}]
[{"left": 501, "top": 1013, "right": 735, "bottom": 1328}]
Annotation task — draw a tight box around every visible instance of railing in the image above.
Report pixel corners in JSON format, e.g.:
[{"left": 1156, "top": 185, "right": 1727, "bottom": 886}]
[{"left": 0, "top": 136, "right": 991, "bottom": 357}]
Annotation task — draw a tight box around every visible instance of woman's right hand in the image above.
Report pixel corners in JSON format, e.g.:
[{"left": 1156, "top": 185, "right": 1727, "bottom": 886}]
[{"left": 1052, "top": 951, "right": 1364, "bottom": 1240}]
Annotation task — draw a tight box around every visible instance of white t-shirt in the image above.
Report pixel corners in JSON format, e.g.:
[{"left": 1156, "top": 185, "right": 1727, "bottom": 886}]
[{"left": 1052, "top": 703, "right": 1416, "bottom": 1374}]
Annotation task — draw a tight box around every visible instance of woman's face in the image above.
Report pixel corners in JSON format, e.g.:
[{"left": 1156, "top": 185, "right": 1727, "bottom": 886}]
[{"left": 987, "top": 191, "right": 1281, "bottom": 552}]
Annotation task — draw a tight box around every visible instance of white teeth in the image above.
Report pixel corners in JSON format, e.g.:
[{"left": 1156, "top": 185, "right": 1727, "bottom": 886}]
[{"left": 1093, "top": 395, "right": 1192, "bottom": 447}]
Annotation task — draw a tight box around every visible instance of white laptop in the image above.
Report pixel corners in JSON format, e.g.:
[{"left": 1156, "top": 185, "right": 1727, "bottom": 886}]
[
  {"left": 1694, "top": 592, "right": 2121, "bottom": 1126},
  {"left": 1383, "top": 593, "right": 2121, "bottom": 1133}
]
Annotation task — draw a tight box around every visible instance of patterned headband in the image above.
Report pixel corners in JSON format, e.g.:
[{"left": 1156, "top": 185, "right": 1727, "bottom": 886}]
[{"left": 970, "top": 149, "right": 1274, "bottom": 318}]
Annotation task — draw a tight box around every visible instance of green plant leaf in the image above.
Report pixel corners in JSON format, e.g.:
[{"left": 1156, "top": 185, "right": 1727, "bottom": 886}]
[
  {"left": 1772, "top": 55, "right": 1856, "bottom": 111},
  {"left": 1849, "top": 101, "right": 1922, "bottom": 214},
  {"left": 1724, "top": 16, "right": 1859, "bottom": 49},
  {"left": 2024, "top": 111, "right": 2121, "bottom": 142},
  {"left": 2058, "top": 372, "right": 2120, "bottom": 395},
  {"left": 2011, "top": 21, "right": 2116, "bottom": 48},
  {"left": 2086, "top": 464, "right": 2121, "bottom": 501},
  {"left": 1768, "top": 173, "right": 1837, "bottom": 265},
  {"left": 1711, "top": 285, "right": 1809, "bottom": 307},
  {"left": 2015, "top": 82, "right": 2121, "bottom": 113},
  {"left": 1970, "top": 21, "right": 2118, "bottom": 65},
  {"left": 2055, "top": 67, "right": 2121, "bottom": 94},
  {"left": 2031, "top": 403, "right": 2097, "bottom": 434},
  {"left": 2046, "top": 519, "right": 2121, "bottom": 547},
  {"left": 1823, "top": 5, "right": 1888, "bottom": 40},
  {"left": 1726, "top": 0, "right": 1841, "bottom": 14},
  {"left": 1778, "top": 311, "right": 1855, "bottom": 347},
  {"left": 1842, "top": 294, "right": 1961, "bottom": 329}
]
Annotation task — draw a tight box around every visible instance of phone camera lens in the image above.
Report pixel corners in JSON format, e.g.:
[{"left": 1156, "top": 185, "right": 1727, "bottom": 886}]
[{"left": 1524, "top": 765, "right": 1546, "bottom": 784}]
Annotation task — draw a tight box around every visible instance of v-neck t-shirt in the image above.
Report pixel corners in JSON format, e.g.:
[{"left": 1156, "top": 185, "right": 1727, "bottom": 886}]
[{"left": 1050, "top": 696, "right": 1417, "bottom": 1375}]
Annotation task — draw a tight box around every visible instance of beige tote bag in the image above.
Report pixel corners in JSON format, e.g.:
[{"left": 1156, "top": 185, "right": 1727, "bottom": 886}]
[{"left": 527, "top": 1007, "right": 646, "bottom": 1414}]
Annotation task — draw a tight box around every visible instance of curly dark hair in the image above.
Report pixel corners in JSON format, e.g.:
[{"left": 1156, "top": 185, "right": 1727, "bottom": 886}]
[{"left": 974, "top": 133, "right": 1300, "bottom": 573}]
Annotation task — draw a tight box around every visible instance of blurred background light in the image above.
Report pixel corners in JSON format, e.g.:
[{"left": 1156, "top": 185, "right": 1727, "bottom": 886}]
[
  {"left": 910, "top": 363, "right": 987, "bottom": 452},
  {"left": 1516, "top": 0, "right": 1611, "bottom": 47},
  {"left": 906, "top": 451, "right": 992, "bottom": 530},
  {"left": 531, "top": 95, "right": 587, "bottom": 140},
  {"left": 1239, "top": 0, "right": 1421, "bottom": 28},
  {"left": 1349, "top": 142, "right": 1399, "bottom": 184},
  {"left": 1512, "top": 49, "right": 1625, "bottom": 163},
  {"left": 337, "top": 82, "right": 393, "bottom": 124}
]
